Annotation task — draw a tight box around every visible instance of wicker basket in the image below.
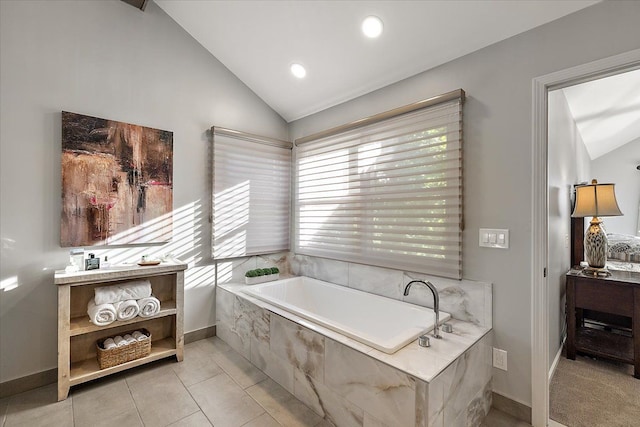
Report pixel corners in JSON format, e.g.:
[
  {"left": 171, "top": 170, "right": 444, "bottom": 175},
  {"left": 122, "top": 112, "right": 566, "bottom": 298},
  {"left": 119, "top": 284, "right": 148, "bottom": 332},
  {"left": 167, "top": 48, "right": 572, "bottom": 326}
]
[{"left": 96, "top": 328, "right": 151, "bottom": 369}]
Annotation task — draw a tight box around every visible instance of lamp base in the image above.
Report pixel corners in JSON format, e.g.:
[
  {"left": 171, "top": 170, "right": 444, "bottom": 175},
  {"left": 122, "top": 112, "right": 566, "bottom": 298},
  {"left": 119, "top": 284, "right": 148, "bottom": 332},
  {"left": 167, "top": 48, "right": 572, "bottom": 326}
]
[
  {"left": 580, "top": 266, "right": 611, "bottom": 277},
  {"left": 584, "top": 216, "right": 608, "bottom": 269}
]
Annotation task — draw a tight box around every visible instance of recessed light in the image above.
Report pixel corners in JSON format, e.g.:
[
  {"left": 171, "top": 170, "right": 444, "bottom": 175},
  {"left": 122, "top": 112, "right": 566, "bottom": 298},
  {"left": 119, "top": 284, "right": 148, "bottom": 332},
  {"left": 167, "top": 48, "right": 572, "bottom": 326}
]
[
  {"left": 290, "top": 63, "right": 306, "bottom": 79},
  {"left": 362, "top": 16, "right": 383, "bottom": 38}
]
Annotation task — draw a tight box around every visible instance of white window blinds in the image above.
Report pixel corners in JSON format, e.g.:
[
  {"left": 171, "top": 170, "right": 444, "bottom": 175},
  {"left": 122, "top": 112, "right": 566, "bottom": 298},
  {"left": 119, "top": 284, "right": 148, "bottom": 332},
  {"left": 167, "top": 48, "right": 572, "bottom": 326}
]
[
  {"left": 294, "top": 94, "right": 463, "bottom": 279},
  {"left": 212, "top": 128, "right": 292, "bottom": 259}
]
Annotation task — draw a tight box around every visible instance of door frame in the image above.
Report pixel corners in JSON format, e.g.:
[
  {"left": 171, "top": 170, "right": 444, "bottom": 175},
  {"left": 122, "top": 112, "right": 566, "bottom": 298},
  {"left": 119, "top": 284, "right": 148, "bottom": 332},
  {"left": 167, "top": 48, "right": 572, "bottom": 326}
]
[{"left": 531, "top": 48, "right": 640, "bottom": 427}]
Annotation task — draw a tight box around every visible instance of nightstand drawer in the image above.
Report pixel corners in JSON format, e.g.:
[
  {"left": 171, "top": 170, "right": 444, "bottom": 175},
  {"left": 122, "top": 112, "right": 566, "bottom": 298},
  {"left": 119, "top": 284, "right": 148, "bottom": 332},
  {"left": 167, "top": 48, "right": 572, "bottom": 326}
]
[{"left": 574, "top": 279, "right": 634, "bottom": 316}]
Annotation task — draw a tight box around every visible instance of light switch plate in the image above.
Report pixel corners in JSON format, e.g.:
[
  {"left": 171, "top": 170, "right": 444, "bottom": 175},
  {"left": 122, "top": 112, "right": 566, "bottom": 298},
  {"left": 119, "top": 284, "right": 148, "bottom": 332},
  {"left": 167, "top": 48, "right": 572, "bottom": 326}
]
[{"left": 479, "top": 228, "right": 509, "bottom": 249}]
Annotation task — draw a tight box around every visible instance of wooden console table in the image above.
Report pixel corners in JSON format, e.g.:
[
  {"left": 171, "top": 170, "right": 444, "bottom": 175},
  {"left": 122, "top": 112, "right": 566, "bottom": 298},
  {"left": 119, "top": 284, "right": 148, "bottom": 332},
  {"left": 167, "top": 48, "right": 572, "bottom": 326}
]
[
  {"left": 566, "top": 268, "right": 640, "bottom": 378},
  {"left": 55, "top": 261, "right": 187, "bottom": 400}
]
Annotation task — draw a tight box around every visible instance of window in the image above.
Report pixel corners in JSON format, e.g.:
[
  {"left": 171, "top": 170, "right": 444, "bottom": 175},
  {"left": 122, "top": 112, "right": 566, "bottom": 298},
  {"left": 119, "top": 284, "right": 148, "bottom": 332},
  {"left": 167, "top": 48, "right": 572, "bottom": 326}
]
[
  {"left": 212, "top": 127, "right": 292, "bottom": 259},
  {"left": 294, "top": 91, "right": 464, "bottom": 279}
]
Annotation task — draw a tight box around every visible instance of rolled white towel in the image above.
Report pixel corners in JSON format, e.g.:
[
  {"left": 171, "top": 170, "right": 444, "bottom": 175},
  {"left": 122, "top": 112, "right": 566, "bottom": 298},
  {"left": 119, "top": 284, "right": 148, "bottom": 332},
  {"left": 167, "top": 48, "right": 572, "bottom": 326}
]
[
  {"left": 113, "top": 299, "right": 140, "bottom": 321},
  {"left": 94, "top": 280, "right": 152, "bottom": 305},
  {"left": 113, "top": 335, "right": 127, "bottom": 347},
  {"left": 138, "top": 296, "right": 161, "bottom": 318},
  {"left": 132, "top": 330, "right": 148, "bottom": 341},
  {"left": 103, "top": 338, "right": 117, "bottom": 350},
  {"left": 87, "top": 299, "right": 117, "bottom": 326},
  {"left": 123, "top": 334, "right": 137, "bottom": 344}
]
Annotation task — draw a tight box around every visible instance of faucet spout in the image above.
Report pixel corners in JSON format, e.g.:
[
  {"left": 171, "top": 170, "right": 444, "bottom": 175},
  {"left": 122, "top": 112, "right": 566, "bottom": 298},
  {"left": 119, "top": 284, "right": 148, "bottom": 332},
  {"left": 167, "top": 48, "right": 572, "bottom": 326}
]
[{"left": 404, "top": 280, "right": 441, "bottom": 339}]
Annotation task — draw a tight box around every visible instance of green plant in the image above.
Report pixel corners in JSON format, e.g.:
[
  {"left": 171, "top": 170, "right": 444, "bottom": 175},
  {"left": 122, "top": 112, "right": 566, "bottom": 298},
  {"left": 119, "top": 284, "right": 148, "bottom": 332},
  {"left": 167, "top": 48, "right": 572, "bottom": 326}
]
[{"left": 245, "top": 267, "right": 279, "bottom": 279}]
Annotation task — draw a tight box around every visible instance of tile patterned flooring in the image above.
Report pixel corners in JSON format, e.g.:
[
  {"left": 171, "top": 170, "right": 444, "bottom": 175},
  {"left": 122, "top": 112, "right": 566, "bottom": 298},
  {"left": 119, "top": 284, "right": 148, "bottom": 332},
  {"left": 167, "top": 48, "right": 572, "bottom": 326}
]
[{"left": 0, "top": 337, "right": 525, "bottom": 426}]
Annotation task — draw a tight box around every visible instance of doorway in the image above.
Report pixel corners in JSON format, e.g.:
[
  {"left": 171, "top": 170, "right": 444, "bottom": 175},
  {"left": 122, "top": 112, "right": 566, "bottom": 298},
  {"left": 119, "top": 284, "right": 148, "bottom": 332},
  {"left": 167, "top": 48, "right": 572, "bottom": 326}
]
[{"left": 531, "top": 48, "right": 640, "bottom": 427}]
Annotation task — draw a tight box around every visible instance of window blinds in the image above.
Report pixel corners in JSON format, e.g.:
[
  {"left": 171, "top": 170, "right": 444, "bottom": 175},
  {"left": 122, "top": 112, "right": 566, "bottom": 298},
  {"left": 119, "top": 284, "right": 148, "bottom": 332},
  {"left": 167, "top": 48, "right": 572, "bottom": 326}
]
[
  {"left": 212, "top": 128, "right": 292, "bottom": 259},
  {"left": 294, "top": 97, "right": 463, "bottom": 279}
]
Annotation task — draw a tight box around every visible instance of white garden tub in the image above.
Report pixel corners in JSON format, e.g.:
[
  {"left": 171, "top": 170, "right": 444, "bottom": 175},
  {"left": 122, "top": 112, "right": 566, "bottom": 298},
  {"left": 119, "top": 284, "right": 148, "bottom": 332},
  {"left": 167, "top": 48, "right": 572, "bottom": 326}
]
[{"left": 242, "top": 276, "right": 450, "bottom": 354}]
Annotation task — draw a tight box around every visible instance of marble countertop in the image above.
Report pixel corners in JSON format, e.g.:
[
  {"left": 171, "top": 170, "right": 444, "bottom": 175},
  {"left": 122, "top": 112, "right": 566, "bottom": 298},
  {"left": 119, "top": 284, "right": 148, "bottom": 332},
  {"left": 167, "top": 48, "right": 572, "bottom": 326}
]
[
  {"left": 220, "top": 281, "right": 492, "bottom": 383},
  {"left": 54, "top": 258, "right": 188, "bottom": 285}
]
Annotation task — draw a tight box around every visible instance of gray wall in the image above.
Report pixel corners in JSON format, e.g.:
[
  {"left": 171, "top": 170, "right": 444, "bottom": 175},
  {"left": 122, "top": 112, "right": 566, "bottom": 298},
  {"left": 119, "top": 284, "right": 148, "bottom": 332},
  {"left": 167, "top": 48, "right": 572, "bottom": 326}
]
[
  {"left": 289, "top": 1, "right": 640, "bottom": 405},
  {"left": 0, "top": 0, "right": 287, "bottom": 383},
  {"left": 547, "top": 90, "right": 591, "bottom": 369},
  {"left": 591, "top": 137, "right": 640, "bottom": 235},
  {"left": 2, "top": 0, "right": 640, "bottom": 408}
]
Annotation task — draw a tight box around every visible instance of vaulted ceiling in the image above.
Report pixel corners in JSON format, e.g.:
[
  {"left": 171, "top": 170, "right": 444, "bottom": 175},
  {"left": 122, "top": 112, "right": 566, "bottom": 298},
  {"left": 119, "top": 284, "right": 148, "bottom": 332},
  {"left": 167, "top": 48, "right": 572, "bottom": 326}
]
[
  {"left": 155, "top": 0, "right": 598, "bottom": 122},
  {"left": 562, "top": 68, "right": 640, "bottom": 160}
]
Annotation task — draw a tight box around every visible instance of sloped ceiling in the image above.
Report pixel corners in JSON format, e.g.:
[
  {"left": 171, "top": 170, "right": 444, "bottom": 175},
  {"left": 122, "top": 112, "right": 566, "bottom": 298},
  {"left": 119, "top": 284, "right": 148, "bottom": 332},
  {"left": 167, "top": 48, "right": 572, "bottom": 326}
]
[
  {"left": 155, "top": 0, "right": 598, "bottom": 122},
  {"left": 562, "top": 68, "right": 640, "bottom": 160}
]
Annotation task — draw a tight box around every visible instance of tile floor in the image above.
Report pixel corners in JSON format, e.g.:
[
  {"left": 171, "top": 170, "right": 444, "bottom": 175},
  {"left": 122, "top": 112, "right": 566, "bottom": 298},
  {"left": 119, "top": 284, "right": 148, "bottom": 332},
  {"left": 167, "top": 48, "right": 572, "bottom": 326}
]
[{"left": 0, "top": 337, "right": 527, "bottom": 427}]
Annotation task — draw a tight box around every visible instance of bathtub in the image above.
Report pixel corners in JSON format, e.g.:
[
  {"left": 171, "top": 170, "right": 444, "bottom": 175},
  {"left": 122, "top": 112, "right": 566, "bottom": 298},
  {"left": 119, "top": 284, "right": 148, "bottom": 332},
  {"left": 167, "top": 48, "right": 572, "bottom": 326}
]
[{"left": 242, "top": 276, "right": 451, "bottom": 354}]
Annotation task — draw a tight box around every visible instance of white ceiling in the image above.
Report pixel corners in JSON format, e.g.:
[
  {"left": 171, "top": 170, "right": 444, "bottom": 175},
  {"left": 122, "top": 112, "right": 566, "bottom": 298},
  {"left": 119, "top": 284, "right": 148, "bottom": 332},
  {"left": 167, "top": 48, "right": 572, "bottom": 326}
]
[
  {"left": 562, "top": 68, "right": 640, "bottom": 160},
  {"left": 155, "top": 0, "right": 598, "bottom": 122}
]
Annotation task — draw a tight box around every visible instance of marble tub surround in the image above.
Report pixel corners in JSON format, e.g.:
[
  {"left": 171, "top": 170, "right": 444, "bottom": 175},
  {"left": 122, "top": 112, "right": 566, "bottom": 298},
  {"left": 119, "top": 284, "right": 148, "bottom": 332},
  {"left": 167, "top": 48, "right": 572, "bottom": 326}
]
[
  {"left": 216, "top": 283, "right": 492, "bottom": 426},
  {"left": 402, "top": 272, "right": 492, "bottom": 329},
  {"left": 290, "top": 254, "right": 350, "bottom": 286},
  {"left": 218, "top": 283, "right": 490, "bottom": 383},
  {"left": 290, "top": 254, "right": 492, "bottom": 328},
  {"left": 423, "top": 335, "right": 493, "bottom": 427},
  {"left": 215, "top": 251, "right": 292, "bottom": 285}
]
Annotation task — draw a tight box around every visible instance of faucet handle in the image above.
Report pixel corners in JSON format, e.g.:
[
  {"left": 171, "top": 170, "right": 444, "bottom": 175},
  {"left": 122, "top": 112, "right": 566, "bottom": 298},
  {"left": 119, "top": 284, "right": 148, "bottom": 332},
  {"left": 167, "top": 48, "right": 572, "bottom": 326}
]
[
  {"left": 442, "top": 323, "right": 453, "bottom": 333},
  {"left": 418, "top": 335, "right": 431, "bottom": 347}
]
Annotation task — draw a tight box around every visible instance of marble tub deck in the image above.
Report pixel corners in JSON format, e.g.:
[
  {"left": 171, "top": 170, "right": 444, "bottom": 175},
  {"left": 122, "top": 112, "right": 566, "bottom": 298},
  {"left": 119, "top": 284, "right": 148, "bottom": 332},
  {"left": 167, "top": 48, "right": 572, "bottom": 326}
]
[{"left": 217, "top": 281, "right": 493, "bottom": 426}]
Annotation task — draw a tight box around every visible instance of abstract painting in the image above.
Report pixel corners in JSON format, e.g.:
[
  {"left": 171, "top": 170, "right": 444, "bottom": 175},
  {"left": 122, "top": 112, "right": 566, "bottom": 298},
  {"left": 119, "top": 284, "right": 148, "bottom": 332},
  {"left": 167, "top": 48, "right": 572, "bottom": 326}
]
[{"left": 61, "top": 112, "right": 173, "bottom": 247}]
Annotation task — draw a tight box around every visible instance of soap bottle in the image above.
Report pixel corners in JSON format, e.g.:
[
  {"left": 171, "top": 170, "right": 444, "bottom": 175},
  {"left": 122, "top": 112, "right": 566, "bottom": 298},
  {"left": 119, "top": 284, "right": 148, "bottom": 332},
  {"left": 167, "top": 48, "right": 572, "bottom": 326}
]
[
  {"left": 69, "top": 248, "right": 84, "bottom": 272},
  {"left": 85, "top": 253, "right": 100, "bottom": 270}
]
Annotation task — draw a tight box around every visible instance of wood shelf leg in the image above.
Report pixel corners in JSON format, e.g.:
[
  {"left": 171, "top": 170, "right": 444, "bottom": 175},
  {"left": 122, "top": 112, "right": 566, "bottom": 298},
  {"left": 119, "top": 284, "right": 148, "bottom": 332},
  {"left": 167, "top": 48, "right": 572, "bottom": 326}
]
[
  {"left": 175, "top": 271, "right": 184, "bottom": 362},
  {"left": 567, "top": 278, "right": 577, "bottom": 360},
  {"left": 634, "top": 289, "right": 639, "bottom": 379},
  {"left": 58, "top": 285, "right": 71, "bottom": 401},
  {"left": 57, "top": 382, "right": 70, "bottom": 402}
]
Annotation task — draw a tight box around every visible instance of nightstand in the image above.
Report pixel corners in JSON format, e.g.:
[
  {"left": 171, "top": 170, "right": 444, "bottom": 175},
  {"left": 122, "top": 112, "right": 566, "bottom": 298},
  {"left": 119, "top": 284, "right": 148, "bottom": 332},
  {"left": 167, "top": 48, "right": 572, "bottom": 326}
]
[{"left": 565, "top": 268, "right": 640, "bottom": 378}]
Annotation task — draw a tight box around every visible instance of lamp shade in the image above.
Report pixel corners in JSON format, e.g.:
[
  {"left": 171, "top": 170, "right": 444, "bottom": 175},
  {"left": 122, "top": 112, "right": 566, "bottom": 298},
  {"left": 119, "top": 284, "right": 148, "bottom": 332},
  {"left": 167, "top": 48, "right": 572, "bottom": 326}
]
[{"left": 571, "top": 179, "right": 623, "bottom": 218}]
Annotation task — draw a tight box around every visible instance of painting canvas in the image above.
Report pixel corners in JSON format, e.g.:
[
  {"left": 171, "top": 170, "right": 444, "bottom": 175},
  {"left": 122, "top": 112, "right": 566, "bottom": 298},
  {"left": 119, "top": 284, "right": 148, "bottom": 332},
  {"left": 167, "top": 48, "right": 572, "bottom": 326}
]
[{"left": 61, "top": 111, "right": 173, "bottom": 247}]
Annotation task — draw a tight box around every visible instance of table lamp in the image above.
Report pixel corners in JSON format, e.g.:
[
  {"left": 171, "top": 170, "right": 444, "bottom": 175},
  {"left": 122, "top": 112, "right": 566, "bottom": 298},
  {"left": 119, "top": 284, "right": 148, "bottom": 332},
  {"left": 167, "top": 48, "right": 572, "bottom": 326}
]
[{"left": 571, "top": 179, "right": 623, "bottom": 275}]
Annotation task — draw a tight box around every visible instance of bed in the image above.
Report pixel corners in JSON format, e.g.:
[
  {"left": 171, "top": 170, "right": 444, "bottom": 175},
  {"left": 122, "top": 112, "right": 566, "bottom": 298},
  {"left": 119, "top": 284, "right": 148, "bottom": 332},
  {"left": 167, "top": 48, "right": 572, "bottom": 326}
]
[{"left": 607, "top": 233, "right": 640, "bottom": 272}]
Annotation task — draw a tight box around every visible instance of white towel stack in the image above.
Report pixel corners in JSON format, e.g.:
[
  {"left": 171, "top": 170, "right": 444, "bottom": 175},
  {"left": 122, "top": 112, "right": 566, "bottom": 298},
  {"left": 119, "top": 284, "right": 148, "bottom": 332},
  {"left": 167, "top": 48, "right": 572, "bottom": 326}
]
[
  {"left": 87, "top": 300, "right": 117, "bottom": 326},
  {"left": 86, "top": 280, "right": 161, "bottom": 324},
  {"left": 103, "top": 338, "right": 117, "bottom": 350},
  {"left": 94, "top": 280, "right": 152, "bottom": 305},
  {"left": 114, "top": 300, "right": 140, "bottom": 321},
  {"left": 132, "top": 330, "right": 148, "bottom": 341},
  {"left": 138, "top": 296, "right": 161, "bottom": 318},
  {"left": 123, "top": 334, "right": 137, "bottom": 344},
  {"left": 101, "top": 330, "right": 149, "bottom": 350}
]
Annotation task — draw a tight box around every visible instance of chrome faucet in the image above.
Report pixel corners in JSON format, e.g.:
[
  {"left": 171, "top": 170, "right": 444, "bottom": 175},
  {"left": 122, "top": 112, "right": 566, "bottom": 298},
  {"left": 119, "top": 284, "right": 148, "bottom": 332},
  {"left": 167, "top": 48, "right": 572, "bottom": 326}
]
[{"left": 403, "top": 280, "right": 441, "bottom": 339}]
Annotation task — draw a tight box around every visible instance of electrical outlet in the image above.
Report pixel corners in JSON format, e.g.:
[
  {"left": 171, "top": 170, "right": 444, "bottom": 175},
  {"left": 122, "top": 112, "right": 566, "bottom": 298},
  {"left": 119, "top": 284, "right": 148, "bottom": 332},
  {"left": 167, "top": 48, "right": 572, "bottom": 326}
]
[{"left": 493, "top": 347, "right": 508, "bottom": 371}]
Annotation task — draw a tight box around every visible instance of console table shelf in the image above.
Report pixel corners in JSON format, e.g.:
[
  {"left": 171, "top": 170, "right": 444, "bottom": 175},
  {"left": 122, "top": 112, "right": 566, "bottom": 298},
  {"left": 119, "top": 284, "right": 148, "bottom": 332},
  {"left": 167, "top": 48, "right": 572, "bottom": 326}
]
[
  {"left": 566, "top": 268, "right": 640, "bottom": 379},
  {"left": 55, "top": 261, "right": 187, "bottom": 401},
  {"left": 69, "top": 301, "right": 177, "bottom": 336},
  {"left": 69, "top": 337, "right": 176, "bottom": 386}
]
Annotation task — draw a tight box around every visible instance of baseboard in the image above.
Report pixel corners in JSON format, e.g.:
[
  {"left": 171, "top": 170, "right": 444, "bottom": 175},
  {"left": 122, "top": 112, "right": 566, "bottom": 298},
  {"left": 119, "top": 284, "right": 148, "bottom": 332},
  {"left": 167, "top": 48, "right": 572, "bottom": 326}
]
[
  {"left": 1, "top": 326, "right": 217, "bottom": 398},
  {"left": 549, "top": 335, "right": 566, "bottom": 381},
  {"left": 0, "top": 368, "right": 57, "bottom": 399},
  {"left": 184, "top": 325, "right": 216, "bottom": 344},
  {"left": 491, "top": 392, "right": 532, "bottom": 424}
]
